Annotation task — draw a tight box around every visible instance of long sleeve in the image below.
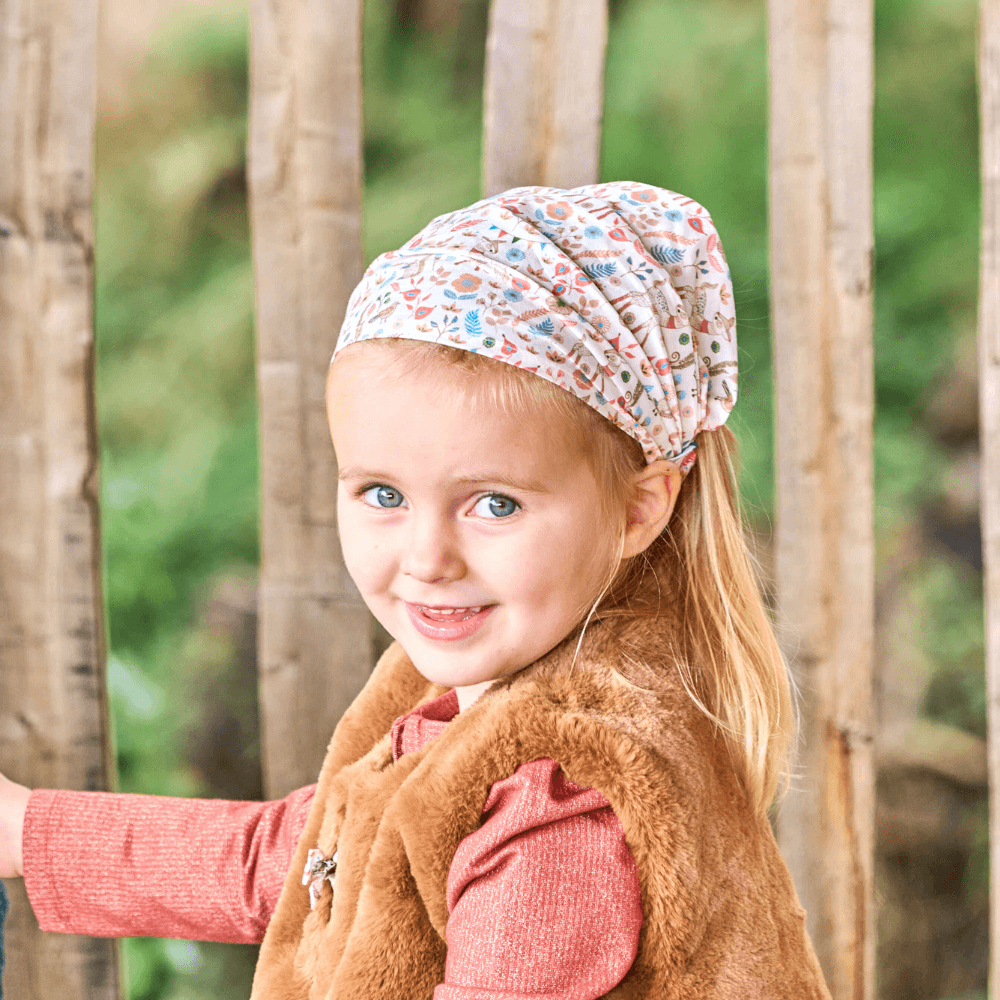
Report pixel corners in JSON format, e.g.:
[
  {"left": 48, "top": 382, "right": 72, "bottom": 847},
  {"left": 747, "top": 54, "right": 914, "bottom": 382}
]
[
  {"left": 22, "top": 784, "right": 316, "bottom": 943},
  {"left": 434, "top": 758, "right": 643, "bottom": 1000}
]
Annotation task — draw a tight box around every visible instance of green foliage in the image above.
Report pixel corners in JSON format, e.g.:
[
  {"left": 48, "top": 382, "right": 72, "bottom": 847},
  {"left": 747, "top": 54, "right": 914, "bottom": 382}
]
[{"left": 94, "top": 0, "right": 983, "bottom": 995}]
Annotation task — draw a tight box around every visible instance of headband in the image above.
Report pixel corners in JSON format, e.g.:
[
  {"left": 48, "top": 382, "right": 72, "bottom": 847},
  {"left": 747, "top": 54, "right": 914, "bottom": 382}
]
[{"left": 334, "top": 182, "right": 738, "bottom": 474}]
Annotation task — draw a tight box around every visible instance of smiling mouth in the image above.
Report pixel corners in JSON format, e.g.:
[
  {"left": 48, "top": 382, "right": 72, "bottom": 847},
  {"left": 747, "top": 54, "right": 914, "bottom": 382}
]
[{"left": 404, "top": 602, "right": 497, "bottom": 640}]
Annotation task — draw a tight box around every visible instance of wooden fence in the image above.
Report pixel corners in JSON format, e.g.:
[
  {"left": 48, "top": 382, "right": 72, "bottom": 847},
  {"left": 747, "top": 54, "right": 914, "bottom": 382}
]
[{"left": 0, "top": 0, "right": 994, "bottom": 997}]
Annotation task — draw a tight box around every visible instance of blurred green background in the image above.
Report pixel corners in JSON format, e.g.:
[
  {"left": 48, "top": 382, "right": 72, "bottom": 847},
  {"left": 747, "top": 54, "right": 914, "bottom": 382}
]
[{"left": 93, "top": 0, "right": 985, "bottom": 996}]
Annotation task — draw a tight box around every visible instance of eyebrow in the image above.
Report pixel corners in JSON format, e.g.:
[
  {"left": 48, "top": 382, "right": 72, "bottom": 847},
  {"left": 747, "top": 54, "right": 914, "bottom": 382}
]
[{"left": 337, "top": 466, "right": 551, "bottom": 494}]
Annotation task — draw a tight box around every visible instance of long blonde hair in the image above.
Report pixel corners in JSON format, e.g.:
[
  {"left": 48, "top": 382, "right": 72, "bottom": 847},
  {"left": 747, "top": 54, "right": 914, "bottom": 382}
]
[{"left": 333, "top": 339, "right": 795, "bottom": 816}]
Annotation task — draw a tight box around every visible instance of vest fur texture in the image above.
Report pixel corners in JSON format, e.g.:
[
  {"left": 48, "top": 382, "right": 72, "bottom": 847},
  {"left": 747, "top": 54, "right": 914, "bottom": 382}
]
[{"left": 250, "top": 609, "right": 832, "bottom": 999}]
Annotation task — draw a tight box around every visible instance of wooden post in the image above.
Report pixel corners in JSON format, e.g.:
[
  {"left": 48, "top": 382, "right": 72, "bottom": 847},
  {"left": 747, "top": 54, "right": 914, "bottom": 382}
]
[
  {"left": 979, "top": 0, "right": 1000, "bottom": 992},
  {"left": 767, "top": 0, "right": 875, "bottom": 997},
  {"left": 248, "top": 0, "right": 374, "bottom": 797},
  {"left": 0, "top": 0, "right": 121, "bottom": 996},
  {"left": 482, "top": 0, "right": 608, "bottom": 197}
]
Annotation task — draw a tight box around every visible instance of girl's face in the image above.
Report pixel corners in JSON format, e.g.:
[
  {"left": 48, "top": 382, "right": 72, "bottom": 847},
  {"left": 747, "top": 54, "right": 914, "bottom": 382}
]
[{"left": 327, "top": 350, "right": 621, "bottom": 705}]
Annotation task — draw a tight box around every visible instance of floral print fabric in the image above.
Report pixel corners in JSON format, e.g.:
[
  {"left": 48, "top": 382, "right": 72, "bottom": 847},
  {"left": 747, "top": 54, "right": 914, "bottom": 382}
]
[{"left": 334, "top": 182, "right": 738, "bottom": 471}]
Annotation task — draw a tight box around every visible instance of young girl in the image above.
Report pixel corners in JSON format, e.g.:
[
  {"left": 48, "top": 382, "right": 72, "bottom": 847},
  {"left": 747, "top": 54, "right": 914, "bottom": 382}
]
[{"left": 0, "top": 182, "right": 832, "bottom": 997}]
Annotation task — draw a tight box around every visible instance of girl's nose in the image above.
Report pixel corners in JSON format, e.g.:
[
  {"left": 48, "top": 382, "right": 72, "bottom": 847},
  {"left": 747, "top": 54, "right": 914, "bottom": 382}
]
[{"left": 400, "top": 515, "right": 465, "bottom": 584}]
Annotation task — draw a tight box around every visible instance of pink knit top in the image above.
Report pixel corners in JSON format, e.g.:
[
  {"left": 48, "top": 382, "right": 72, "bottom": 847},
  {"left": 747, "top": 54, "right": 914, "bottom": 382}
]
[{"left": 23, "top": 688, "right": 643, "bottom": 997}]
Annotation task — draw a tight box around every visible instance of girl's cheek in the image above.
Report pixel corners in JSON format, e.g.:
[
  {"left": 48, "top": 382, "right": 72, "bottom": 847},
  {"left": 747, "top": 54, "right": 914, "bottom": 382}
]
[
  {"left": 488, "top": 533, "right": 555, "bottom": 595},
  {"left": 339, "top": 516, "right": 386, "bottom": 593}
]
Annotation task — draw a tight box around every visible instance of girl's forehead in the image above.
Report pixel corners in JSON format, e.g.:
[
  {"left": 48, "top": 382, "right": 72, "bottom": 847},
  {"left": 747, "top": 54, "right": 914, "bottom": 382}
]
[
  {"left": 329, "top": 347, "right": 561, "bottom": 425},
  {"left": 327, "top": 352, "right": 588, "bottom": 468},
  {"left": 329, "top": 343, "right": 476, "bottom": 391}
]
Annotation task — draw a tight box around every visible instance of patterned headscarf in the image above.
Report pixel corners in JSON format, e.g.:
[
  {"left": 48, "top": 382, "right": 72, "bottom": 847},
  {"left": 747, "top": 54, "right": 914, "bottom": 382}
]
[{"left": 334, "top": 182, "right": 737, "bottom": 474}]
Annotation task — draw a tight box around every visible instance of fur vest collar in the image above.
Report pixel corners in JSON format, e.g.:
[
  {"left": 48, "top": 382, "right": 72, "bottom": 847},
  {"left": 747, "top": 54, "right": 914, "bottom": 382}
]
[{"left": 249, "top": 610, "right": 832, "bottom": 999}]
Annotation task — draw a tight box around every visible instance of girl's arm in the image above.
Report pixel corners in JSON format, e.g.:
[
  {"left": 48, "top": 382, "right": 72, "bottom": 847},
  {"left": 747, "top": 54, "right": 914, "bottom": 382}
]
[
  {"left": 21, "top": 782, "right": 316, "bottom": 943},
  {"left": 435, "top": 758, "right": 643, "bottom": 1000}
]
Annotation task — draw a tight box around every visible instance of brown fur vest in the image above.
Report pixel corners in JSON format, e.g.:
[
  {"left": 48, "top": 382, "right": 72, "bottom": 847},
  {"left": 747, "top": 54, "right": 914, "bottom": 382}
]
[{"left": 249, "top": 611, "right": 832, "bottom": 999}]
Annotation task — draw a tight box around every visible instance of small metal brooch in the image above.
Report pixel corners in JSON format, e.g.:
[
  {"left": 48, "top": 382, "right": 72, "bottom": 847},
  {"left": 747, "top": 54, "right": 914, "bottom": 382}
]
[{"left": 302, "top": 848, "right": 338, "bottom": 910}]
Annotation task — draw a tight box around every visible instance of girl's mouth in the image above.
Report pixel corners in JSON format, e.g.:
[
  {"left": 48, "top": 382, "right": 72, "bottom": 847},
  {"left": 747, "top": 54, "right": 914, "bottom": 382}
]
[{"left": 404, "top": 602, "right": 496, "bottom": 641}]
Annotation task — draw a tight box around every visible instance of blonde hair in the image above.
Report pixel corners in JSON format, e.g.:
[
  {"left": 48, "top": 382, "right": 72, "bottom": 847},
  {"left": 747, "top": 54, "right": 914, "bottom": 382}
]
[{"left": 331, "top": 338, "right": 795, "bottom": 816}]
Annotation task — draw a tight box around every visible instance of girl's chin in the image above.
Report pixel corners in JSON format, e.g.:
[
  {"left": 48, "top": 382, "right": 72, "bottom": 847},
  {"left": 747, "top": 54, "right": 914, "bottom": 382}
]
[{"left": 402, "top": 648, "right": 514, "bottom": 690}]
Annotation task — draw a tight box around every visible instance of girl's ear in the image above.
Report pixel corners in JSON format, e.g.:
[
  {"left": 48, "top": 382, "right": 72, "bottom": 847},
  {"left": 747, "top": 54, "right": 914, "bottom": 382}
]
[{"left": 621, "top": 459, "right": 682, "bottom": 559}]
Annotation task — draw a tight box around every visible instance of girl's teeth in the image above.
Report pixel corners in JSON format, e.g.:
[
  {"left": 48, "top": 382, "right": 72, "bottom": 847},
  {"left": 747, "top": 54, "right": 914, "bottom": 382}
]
[{"left": 421, "top": 606, "right": 482, "bottom": 614}]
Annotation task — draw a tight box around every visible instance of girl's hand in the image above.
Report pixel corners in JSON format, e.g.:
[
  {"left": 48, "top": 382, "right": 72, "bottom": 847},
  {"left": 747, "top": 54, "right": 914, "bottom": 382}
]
[{"left": 0, "top": 772, "right": 31, "bottom": 877}]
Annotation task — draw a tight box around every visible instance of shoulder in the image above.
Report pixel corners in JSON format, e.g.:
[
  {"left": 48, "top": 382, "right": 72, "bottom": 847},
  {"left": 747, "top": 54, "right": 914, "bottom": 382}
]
[{"left": 455, "top": 614, "right": 757, "bottom": 867}]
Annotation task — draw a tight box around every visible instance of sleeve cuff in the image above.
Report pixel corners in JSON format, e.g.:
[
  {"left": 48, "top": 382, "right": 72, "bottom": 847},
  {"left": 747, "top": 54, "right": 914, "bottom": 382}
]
[{"left": 23, "top": 789, "right": 70, "bottom": 932}]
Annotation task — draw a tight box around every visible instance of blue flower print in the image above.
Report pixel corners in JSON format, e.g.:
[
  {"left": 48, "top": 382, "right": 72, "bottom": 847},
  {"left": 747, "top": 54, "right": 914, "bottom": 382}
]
[
  {"left": 584, "top": 226, "right": 602, "bottom": 239},
  {"left": 505, "top": 247, "right": 526, "bottom": 262},
  {"left": 503, "top": 288, "right": 522, "bottom": 303},
  {"left": 664, "top": 210, "right": 683, "bottom": 222}
]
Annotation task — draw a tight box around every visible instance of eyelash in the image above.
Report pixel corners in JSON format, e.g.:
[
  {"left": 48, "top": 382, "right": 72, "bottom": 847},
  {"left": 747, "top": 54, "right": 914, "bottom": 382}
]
[{"left": 354, "top": 483, "right": 521, "bottom": 518}]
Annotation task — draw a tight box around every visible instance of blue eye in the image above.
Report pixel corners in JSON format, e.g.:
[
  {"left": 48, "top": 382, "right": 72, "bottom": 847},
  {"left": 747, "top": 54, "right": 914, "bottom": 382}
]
[
  {"left": 362, "top": 485, "right": 405, "bottom": 508},
  {"left": 473, "top": 494, "right": 519, "bottom": 519}
]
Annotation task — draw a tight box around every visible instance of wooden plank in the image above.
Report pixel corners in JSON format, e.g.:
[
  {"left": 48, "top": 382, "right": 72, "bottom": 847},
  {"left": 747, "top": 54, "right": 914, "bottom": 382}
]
[
  {"left": 248, "top": 0, "right": 374, "bottom": 798},
  {"left": 482, "top": 0, "right": 608, "bottom": 196},
  {"left": 0, "top": 0, "right": 121, "bottom": 995},
  {"left": 767, "top": 0, "right": 875, "bottom": 997},
  {"left": 979, "top": 0, "right": 1000, "bottom": 992}
]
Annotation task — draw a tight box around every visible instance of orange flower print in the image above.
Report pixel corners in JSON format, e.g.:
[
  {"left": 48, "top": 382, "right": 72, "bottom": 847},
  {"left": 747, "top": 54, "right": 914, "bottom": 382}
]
[
  {"left": 608, "top": 228, "right": 629, "bottom": 242},
  {"left": 633, "top": 188, "right": 657, "bottom": 202},
  {"left": 451, "top": 273, "right": 481, "bottom": 293},
  {"left": 512, "top": 276, "right": 531, "bottom": 292},
  {"left": 501, "top": 337, "right": 517, "bottom": 355},
  {"left": 545, "top": 201, "right": 573, "bottom": 221},
  {"left": 592, "top": 315, "right": 612, "bottom": 337},
  {"left": 414, "top": 305, "right": 433, "bottom": 319},
  {"left": 402, "top": 288, "right": 420, "bottom": 302}
]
